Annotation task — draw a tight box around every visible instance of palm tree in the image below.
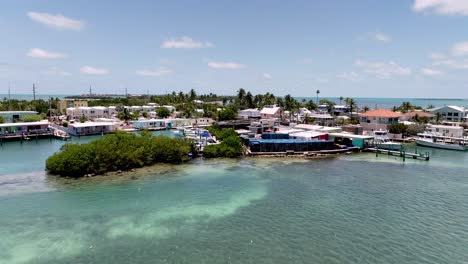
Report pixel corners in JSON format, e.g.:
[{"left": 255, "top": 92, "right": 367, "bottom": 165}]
[
  {"left": 245, "top": 92, "right": 254, "bottom": 109},
  {"left": 363, "top": 105, "right": 370, "bottom": 112},
  {"left": 117, "top": 108, "right": 132, "bottom": 124},
  {"left": 345, "top": 98, "right": 357, "bottom": 120},
  {"left": 237, "top": 88, "right": 246, "bottom": 107},
  {"left": 339, "top": 96, "right": 344, "bottom": 105},
  {"left": 189, "top": 89, "right": 197, "bottom": 101},
  {"left": 316, "top": 90, "right": 320, "bottom": 104}
]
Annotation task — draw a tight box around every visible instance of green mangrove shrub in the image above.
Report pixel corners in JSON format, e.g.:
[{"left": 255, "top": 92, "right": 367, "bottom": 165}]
[{"left": 46, "top": 131, "right": 191, "bottom": 177}]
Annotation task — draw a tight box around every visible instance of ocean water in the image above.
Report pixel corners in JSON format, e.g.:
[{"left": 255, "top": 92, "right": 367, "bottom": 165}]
[{"left": 1, "top": 135, "right": 468, "bottom": 263}]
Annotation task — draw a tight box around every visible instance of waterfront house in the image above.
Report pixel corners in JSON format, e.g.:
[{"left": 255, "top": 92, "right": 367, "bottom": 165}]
[
  {"left": 67, "top": 122, "right": 118, "bottom": 136},
  {"left": 0, "top": 120, "right": 49, "bottom": 134},
  {"left": 164, "top": 118, "right": 192, "bottom": 129},
  {"left": 359, "top": 109, "right": 401, "bottom": 132},
  {"left": 132, "top": 119, "right": 166, "bottom": 130},
  {"left": 238, "top": 108, "right": 261, "bottom": 119},
  {"left": 328, "top": 133, "right": 374, "bottom": 149},
  {"left": 260, "top": 106, "right": 282, "bottom": 119},
  {"left": 0, "top": 111, "right": 38, "bottom": 123},
  {"left": 427, "top": 106, "right": 465, "bottom": 122}
]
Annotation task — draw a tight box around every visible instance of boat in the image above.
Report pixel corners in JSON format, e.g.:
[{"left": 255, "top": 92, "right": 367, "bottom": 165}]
[
  {"left": 416, "top": 133, "right": 468, "bottom": 151},
  {"left": 373, "top": 130, "right": 402, "bottom": 150}
]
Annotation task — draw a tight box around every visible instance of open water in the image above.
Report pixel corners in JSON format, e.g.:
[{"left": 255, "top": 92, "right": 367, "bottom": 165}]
[{"left": 1, "top": 133, "right": 468, "bottom": 263}]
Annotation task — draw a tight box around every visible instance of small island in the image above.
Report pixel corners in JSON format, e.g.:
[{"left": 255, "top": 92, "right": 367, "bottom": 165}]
[{"left": 45, "top": 131, "right": 192, "bottom": 177}]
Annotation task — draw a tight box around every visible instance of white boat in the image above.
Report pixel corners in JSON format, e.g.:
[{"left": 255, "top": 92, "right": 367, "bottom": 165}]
[
  {"left": 416, "top": 133, "right": 468, "bottom": 151},
  {"left": 373, "top": 130, "right": 402, "bottom": 150}
]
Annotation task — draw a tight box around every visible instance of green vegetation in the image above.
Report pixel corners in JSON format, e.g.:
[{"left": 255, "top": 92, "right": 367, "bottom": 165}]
[
  {"left": 20, "top": 114, "right": 43, "bottom": 122},
  {"left": 156, "top": 107, "right": 171, "bottom": 118},
  {"left": 0, "top": 97, "right": 60, "bottom": 116},
  {"left": 203, "top": 127, "right": 244, "bottom": 158},
  {"left": 79, "top": 116, "right": 88, "bottom": 123},
  {"left": 117, "top": 109, "right": 132, "bottom": 123},
  {"left": 388, "top": 123, "right": 408, "bottom": 135},
  {"left": 217, "top": 107, "right": 237, "bottom": 121},
  {"left": 45, "top": 131, "right": 191, "bottom": 177},
  {"left": 0, "top": 116, "right": 4, "bottom": 124},
  {"left": 392, "top": 102, "right": 422, "bottom": 113}
]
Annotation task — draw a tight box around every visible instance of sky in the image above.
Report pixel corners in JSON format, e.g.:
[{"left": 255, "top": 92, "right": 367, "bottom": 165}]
[{"left": 1, "top": 0, "right": 468, "bottom": 98}]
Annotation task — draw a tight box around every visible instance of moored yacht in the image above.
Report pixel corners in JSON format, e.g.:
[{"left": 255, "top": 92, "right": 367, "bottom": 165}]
[
  {"left": 373, "top": 130, "right": 402, "bottom": 150},
  {"left": 416, "top": 133, "right": 468, "bottom": 151}
]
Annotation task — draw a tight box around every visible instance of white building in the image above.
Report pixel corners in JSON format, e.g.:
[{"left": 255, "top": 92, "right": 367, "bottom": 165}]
[
  {"left": 428, "top": 106, "right": 466, "bottom": 122},
  {"left": 238, "top": 108, "right": 261, "bottom": 119},
  {"left": 260, "top": 106, "right": 282, "bottom": 119}
]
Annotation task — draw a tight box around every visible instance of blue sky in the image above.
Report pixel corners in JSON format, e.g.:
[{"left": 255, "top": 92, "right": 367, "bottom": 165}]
[{"left": 1, "top": 0, "right": 468, "bottom": 97}]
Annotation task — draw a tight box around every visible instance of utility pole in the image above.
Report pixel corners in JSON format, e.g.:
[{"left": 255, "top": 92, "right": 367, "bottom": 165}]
[
  {"left": 32, "top": 83, "right": 36, "bottom": 101},
  {"left": 125, "top": 87, "right": 128, "bottom": 98},
  {"left": 89, "top": 85, "right": 92, "bottom": 96}
]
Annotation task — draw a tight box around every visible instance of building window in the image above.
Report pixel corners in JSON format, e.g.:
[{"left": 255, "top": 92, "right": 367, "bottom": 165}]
[
  {"left": 454, "top": 113, "right": 459, "bottom": 116},
  {"left": 448, "top": 112, "right": 453, "bottom": 116}
]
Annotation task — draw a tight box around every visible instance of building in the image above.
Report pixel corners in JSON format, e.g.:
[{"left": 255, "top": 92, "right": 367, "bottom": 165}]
[
  {"left": 57, "top": 100, "right": 88, "bottom": 115},
  {"left": 0, "top": 111, "right": 38, "bottom": 123},
  {"left": 0, "top": 120, "right": 49, "bottom": 134},
  {"left": 329, "top": 133, "right": 374, "bottom": 149},
  {"left": 400, "top": 111, "right": 434, "bottom": 122},
  {"left": 332, "top": 105, "right": 349, "bottom": 115},
  {"left": 238, "top": 108, "right": 261, "bottom": 119},
  {"left": 132, "top": 119, "right": 166, "bottom": 130},
  {"left": 359, "top": 109, "right": 401, "bottom": 132},
  {"left": 67, "top": 122, "right": 118, "bottom": 136},
  {"left": 260, "top": 106, "right": 282, "bottom": 119},
  {"left": 428, "top": 106, "right": 466, "bottom": 122}
]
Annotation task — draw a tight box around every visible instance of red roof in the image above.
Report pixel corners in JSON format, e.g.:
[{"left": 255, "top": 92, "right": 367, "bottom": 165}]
[
  {"left": 360, "top": 109, "right": 401, "bottom": 118},
  {"left": 401, "top": 111, "right": 434, "bottom": 118}
]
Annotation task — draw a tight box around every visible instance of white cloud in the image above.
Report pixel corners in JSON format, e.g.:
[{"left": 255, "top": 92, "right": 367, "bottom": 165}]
[
  {"left": 80, "top": 66, "right": 109, "bottom": 75},
  {"left": 355, "top": 60, "right": 412, "bottom": 78},
  {"left": 136, "top": 68, "right": 173, "bottom": 77},
  {"left": 451, "top": 41, "right": 468, "bottom": 56},
  {"left": 421, "top": 68, "right": 443, "bottom": 75},
  {"left": 27, "top": 12, "right": 84, "bottom": 30},
  {"left": 337, "top": 71, "right": 362, "bottom": 81},
  {"left": 208, "top": 61, "right": 245, "bottom": 69},
  {"left": 27, "top": 48, "right": 66, "bottom": 59},
  {"left": 413, "top": 0, "right": 468, "bottom": 15},
  {"left": 161, "top": 37, "right": 213, "bottom": 49},
  {"left": 429, "top": 52, "right": 446, "bottom": 60},
  {"left": 262, "top": 73, "right": 272, "bottom": 79},
  {"left": 432, "top": 59, "right": 468, "bottom": 69},
  {"left": 373, "top": 32, "right": 391, "bottom": 42},
  {"left": 45, "top": 67, "right": 71, "bottom": 76}
]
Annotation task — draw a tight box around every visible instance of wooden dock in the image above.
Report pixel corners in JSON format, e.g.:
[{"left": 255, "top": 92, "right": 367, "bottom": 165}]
[{"left": 365, "top": 147, "right": 430, "bottom": 161}]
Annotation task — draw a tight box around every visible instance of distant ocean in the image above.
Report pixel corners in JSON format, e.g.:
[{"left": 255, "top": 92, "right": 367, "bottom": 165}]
[{"left": 1, "top": 94, "right": 467, "bottom": 109}]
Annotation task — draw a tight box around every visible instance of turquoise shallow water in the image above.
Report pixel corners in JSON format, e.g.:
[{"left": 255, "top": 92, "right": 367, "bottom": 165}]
[{"left": 1, "top": 135, "right": 468, "bottom": 263}]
